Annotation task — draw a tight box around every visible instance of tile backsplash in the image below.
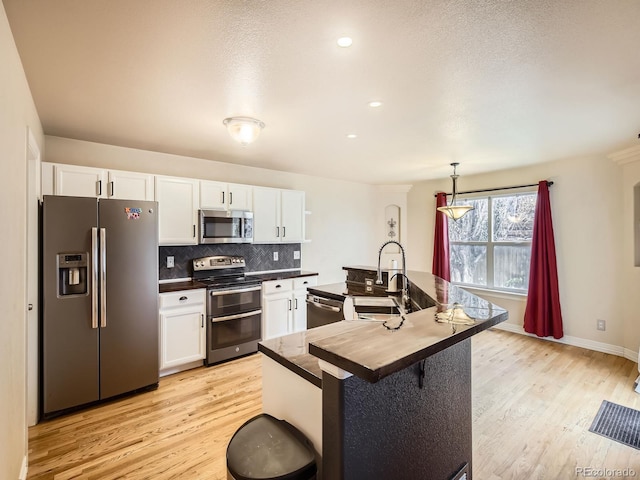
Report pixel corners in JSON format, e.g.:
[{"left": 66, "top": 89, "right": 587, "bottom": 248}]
[{"left": 159, "top": 243, "right": 302, "bottom": 280}]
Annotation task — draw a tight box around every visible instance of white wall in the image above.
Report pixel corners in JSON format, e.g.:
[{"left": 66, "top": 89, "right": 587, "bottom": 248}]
[
  {"left": 44, "top": 136, "right": 395, "bottom": 283},
  {"left": 408, "top": 155, "right": 628, "bottom": 354},
  {"left": 618, "top": 150, "right": 640, "bottom": 361},
  {"left": 0, "top": 3, "right": 44, "bottom": 479}
]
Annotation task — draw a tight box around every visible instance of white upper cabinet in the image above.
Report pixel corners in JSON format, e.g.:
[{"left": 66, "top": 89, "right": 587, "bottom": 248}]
[
  {"left": 280, "top": 190, "right": 305, "bottom": 243},
  {"left": 43, "top": 163, "right": 305, "bottom": 246},
  {"left": 253, "top": 187, "right": 305, "bottom": 243},
  {"left": 200, "top": 180, "right": 252, "bottom": 211},
  {"left": 107, "top": 170, "right": 154, "bottom": 200},
  {"left": 54, "top": 164, "right": 106, "bottom": 198},
  {"left": 253, "top": 187, "right": 281, "bottom": 243},
  {"left": 48, "top": 163, "right": 154, "bottom": 200},
  {"left": 155, "top": 176, "right": 199, "bottom": 245}
]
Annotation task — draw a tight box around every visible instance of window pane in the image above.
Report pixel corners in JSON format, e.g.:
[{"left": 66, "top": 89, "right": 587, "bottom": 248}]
[
  {"left": 449, "top": 198, "right": 488, "bottom": 242},
  {"left": 494, "top": 245, "right": 531, "bottom": 291},
  {"left": 450, "top": 244, "right": 487, "bottom": 286},
  {"left": 492, "top": 193, "right": 536, "bottom": 242}
]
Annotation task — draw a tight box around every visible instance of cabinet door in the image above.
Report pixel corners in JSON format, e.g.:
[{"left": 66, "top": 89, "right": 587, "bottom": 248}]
[
  {"left": 253, "top": 187, "right": 281, "bottom": 243},
  {"left": 108, "top": 170, "right": 154, "bottom": 201},
  {"left": 263, "top": 293, "right": 292, "bottom": 340},
  {"left": 160, "top": 308, "right": 205, "bottom": 369},
  {"left": 292, "top": 277, "right": 317, "bottom": 332},
  {"left": 200, "top": 180, "right": 227, "bottom": 210},
  {"left": 228, "top": 183, "right": 253, "bottom": 211},
  {"left": 156, "top": 176, "right": 199, "bottom": 245},
  {"left": 292, "top": 290, "right": 308, "bottom": 332},
  {"left": 281, "top": 190, "right": 305, "bottom": 243},
  {"left": 54, "top": 164, "right": 105, "bottom": 198}
]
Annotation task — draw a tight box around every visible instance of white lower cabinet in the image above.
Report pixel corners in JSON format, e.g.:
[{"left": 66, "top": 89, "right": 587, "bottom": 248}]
[
  {"left": 262, "top": 276, "right": 318, "bottom": 340},
  {"left": 159, "top": 289, "right": 206, "bottom": 374}
]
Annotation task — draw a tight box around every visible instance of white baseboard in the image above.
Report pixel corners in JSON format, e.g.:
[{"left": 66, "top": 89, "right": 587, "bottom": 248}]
[
  {"left": 492, "top": 322, "right": 639, "bottom": 365},
  {"left": 19, "top": 456, "right": 27, "bottom": 480}
]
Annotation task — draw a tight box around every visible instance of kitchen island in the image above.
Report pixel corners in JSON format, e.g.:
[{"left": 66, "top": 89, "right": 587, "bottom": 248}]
[{"left": 258, "top": 268, "right": 508, "bottom": 480}]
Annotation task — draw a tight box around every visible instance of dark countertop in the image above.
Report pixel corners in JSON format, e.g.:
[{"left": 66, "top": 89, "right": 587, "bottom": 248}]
[
  {"left": 159, "top": 280, "right": 207, "bottom": 293},
  {"left": 159, "top": 270, "right": 318, "bottom": 294},
  {"left": 246, "top": 270, "right": 318, "bottom": 282},
  {"left": 258, "top": 320, "right": 364, "bottom": 388},
  {"left": 259, "top": 269, "right": 508, "bottom": 384}
]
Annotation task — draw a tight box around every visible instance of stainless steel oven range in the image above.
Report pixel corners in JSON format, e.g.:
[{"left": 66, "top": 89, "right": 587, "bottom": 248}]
[{"left": 192, "top": 256, "right": 262, "bottom": 365}]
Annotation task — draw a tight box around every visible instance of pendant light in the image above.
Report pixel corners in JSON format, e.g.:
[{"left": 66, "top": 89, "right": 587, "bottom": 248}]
[
  {"left": 437, "top": 162, "right": 474, "bottom": 221},
  {"left": 223, "top": 117, "right": 265, "bottom": 146}
]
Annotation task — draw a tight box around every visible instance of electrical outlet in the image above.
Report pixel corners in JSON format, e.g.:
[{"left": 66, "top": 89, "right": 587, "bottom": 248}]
[
  {"left": 597, "top": 319, "right": 606, "bottom": 331},
  {"left": 293, "top": 250, "right": 301, "bottom": 260},
  {"left": 273, "top": 251, "right": 279, "bottom": 261},
  {"left": 166, "top": 256, "right": 174, "bottom": 268}
]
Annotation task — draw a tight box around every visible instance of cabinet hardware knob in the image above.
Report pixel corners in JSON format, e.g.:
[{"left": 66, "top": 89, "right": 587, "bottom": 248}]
[{"left": 179, "top": 296, "right": 187, "bottom": 301}]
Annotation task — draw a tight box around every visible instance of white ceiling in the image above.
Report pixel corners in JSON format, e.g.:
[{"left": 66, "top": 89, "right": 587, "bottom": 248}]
[{"left": 4, "top": 0, "right": 640, "bottom": 184}]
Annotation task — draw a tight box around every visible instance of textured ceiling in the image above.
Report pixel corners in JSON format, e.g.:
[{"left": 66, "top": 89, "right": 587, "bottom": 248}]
[{"left": 4, "top": 0, "right": 640, "bottom": 184}]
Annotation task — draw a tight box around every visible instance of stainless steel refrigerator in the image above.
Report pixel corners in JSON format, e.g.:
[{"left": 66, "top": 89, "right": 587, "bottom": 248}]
[{"left": 42, "top": 195, "right": 159, "bottom": 417}]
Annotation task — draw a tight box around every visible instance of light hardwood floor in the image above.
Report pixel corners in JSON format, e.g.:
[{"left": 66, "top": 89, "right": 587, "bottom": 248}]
[{"left": 27, "top": 329, "right": 640, "bottom": 479}]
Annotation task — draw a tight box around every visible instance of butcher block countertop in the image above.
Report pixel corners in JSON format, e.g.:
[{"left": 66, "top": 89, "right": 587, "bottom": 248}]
[{"left": 259, "top": 269, "right": 508, "bottom": 384}]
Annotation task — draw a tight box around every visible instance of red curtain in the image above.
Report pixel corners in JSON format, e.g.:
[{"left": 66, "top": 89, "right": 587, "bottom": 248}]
[
  {"left": 523, "top": 181, "right": 563, "bottom": 339},
  {"left": 432, "top": 192, "right": 450, "bottom": 281}
]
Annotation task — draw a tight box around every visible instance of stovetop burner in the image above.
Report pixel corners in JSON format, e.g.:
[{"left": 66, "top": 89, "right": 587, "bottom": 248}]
[
  {"left": 197, "top": 274, "right": 262, "bottom": 289},
  {"left": 192, "top": 255, "right": 261, "bottom": 290}
]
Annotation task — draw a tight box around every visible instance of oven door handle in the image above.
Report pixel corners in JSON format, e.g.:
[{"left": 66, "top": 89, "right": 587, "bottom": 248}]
[
  {"left": 211, "top": 309, "right": 262, "bottom": 323},
  {"left": 209, "top": 285, "right": 262, "bottom": 296}
]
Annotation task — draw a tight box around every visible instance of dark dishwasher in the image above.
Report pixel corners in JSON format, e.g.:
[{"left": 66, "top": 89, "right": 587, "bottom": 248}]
[{"left": 306, "top": 293, "right": 344, "bottom": 328}]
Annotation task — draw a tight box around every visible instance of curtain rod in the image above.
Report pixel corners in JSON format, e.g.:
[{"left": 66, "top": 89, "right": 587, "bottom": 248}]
[{"left": 434, "top": 180, "right": 554, "bottom": 197}]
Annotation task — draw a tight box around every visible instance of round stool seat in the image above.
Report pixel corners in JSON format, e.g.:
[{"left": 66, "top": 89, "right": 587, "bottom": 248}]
[{"left": 227, "top": 414, "right": 317, "bottom": 480}]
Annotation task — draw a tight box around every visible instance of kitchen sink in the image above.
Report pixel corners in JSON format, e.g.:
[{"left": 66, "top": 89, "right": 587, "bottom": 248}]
[
  {"left": 344, "top": 296, "right": 403, "bottom": 321},
  {"left": 354, "top": 305, "right": 401, "bottom": 315}
]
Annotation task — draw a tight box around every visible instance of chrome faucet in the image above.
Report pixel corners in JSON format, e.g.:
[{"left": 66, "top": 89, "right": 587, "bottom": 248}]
[{"left": 376, "top": 240, "right": 411, "bottom": 311}]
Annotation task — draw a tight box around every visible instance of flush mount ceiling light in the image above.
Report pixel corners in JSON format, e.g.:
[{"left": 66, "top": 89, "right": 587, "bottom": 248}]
[
  {"left": 368, "top": 101, "right": 383, "bottom": 108},
  {"left": 223, "top": 117, "right": 265, "bottom": 146},
  {"left": 437, "top": 162, "right": 474, "bottom": 221},
  {"left": 337, "top": 36, "right": 353, "bottom": 47}
]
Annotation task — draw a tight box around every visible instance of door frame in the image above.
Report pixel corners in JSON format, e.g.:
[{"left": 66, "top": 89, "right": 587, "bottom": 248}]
[{"left": 26, "top": 127, "right": 41, "bottom": 426}]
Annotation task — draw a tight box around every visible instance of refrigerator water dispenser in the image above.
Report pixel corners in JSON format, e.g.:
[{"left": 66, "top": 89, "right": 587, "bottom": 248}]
[{"left": 57, "top": 253, "right": 88, "bottom": 296}]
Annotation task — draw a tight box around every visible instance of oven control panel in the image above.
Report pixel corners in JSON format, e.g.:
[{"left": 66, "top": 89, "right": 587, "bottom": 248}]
[{"left": 193, "top": 255, "right": 246, "bottom": 271}]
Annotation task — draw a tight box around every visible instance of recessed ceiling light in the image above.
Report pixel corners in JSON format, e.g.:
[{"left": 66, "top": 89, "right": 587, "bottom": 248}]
[
  {"left": 346, "top": 133, "right": 357, "bottom": 139},
  {"left": 337, "top": 37, "right": 353, "bottom": 48},
  {"left": 368, "top": 101, "right": 383, "bottom": 108}
]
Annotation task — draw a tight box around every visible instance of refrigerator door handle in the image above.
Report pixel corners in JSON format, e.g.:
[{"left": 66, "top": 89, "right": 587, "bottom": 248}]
[
  {"left": 100, "top": 227, "right": 107, "bottom": 327},
  {"left": 91, "top": 227, "right": 99, "bottom": 329}
]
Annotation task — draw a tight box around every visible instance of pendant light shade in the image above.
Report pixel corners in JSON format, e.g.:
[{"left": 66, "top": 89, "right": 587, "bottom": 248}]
[
  {"left": 437, "top": 163, "right": 474, "bottom": 221},
  {"left": 223, "top": 116, "right": 265, "bottom": 146}
]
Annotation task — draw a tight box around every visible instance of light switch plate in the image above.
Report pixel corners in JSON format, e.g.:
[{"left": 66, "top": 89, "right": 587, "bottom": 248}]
[
  {"left": 294, "top": 250, "right": 300, "bottom": 260},
  {"left": 166, "top": 256, "right": 174, "bottom": 268},
  {"left": 273, "top": 251, "right": 279, "bottom": 261}
]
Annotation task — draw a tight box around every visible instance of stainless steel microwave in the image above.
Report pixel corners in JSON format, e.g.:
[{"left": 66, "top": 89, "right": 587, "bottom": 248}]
[{"left": 199, "top": 210, "right": 254, "bottom": 244}]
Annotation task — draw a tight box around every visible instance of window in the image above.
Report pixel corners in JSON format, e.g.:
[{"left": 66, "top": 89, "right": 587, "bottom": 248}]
[{"left": 448, "top": 192, "right": 536, "bottom": 293}]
